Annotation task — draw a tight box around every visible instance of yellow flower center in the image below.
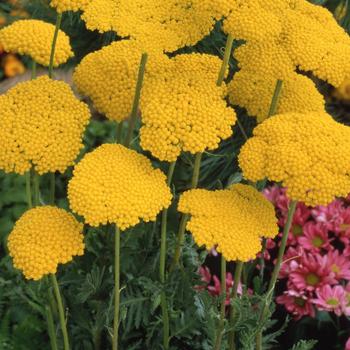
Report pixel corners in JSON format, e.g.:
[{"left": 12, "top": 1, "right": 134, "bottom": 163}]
[{"left": 305, "top": 273, "right": 320, "bottom": 286}]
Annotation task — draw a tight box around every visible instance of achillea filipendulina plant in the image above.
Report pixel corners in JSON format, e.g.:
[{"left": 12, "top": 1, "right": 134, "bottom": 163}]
[
  {"left": 178, "top": 184, "right": 278, "bottom": 262},
  {"left": 239, "top": 112, "right": 350, "bottom": 207},
  {"left": 0, "top": 19, "right": 73, "bottom": 66},
  {"left": 50, "top": 0, "right": 91, "bottom": 12},
  {"left": 140, "top": 53, "right": 237, "bottom": 162},
  {"left": 68, "top": 143, "right": 172, "bottom": 350},
  {"left": 73, "top": 40, "right": 166, "bottom": 123},
  {"left": 222, "top": 0, "right": 350, "bottom": 121},
  {"left": 0, "top": 76, "right": 90, "bottom": 175},
  {"left": 8, "top": 206, "right": 84, "bottom": 280}
]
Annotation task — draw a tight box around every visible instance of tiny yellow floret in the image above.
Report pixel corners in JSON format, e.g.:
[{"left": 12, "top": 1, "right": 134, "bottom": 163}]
[
  {"left": 0, "top": 19, "right": 73, "bottom": 66},
  {"left": 239, "top": 112, "right": 350, "bottom": 206},
  {"left": 7, "top": 206, "right": 84, "bottom": 280},
  {"left": 0, "top": 76, "right": 90, "bottom": 175},
  {"left": 51, "top": 0, "right": 91, "bottom": 12},
  {"left": 68, "top": 144, "right": 172, "bottom": 229},
  {"left": 178, "top": 184, "right": 278, "bottom": 262}
]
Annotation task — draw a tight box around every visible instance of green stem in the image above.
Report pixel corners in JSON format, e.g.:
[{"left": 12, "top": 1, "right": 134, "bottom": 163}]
[
  {"left": 256, "top": 200, "right": 297, "bottom": 350},
  {"left": 45, "top": 304, "right": 58, "bottom": 350},
  {"left": 170, "top": 153, "right": 202, "bottom": 270},
  {"left": 124, "top": 53, "right": 148, "bottom": 147},
  {"left": 49, "top": 172, "right": 55, "bottom": 205},
  {"left": 31, "top": 61, "right": 37, "bottom": 80},
  {"left": 228, "top": 261, "right": 244, "bottom": 350},
  {"left": 217, "top": 34, "right": 234, "bottom": 86},
  {"left": 113, "top": 225, "right": 121, "bottom": 350},
  {"left": 116, "top": 121, "right": 124, "bottom": 143},
  {"left": 25, "top": 171, "right": 32, "bottom": 209},
  {"left": 259, "top": 239, "right": 267, "bottom": 283},
  {"left": 49, "top": 13, "right": 63, "bottom": 79},
  {"left": 33, "top": 170, "right": 40, "bottom": 207},
  {"left": 160, "top": 161, "right": 177, "bottom": 350},
  {"left": 50, "top": 274, "right": 70, "bottom": 350},
  {"left": 213, "top": 255, "right": 227, "bottom": 350},
  {"left": 267, "top": 80, "right": 283, "bottom": 118}
]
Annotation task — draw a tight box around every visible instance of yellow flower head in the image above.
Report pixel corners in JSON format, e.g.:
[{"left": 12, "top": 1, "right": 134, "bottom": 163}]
[
  {"left": 239, "top": 112, "right": 350, "bottom": 206},
  {"left": 73, "top": 40, "right": 167, "bottom": 122},
  {"left": 7, "top": 206, "right": 84, "bottom": 280},
  {"left": 68, "top": 144, "right": 172, "bottom": 229},
  {"left": 50, "top": 0, "right": 91, "bottom": 12},
  {"left": 333, "top": 77, "right": 350, "bottom": 101},
  {"left": 0, "top": 20, "right": 73, "bottom": 66},
  {"left": 140, "top": 53, "right": 236, "bottom": 161},
  {"left": 0, "top": 76, "right": 90, "bottom": 175},
  {"left": 178, "top": 184, "right": 278, "bottom": 262},
  {"left": 78, "top": 0, "right": 222, "bottom": 52}
]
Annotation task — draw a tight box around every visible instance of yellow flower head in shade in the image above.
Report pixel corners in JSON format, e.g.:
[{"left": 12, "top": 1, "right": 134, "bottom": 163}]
[
  {"left": 178, "top": 184, "right": 278, "bottom": 262},
  {"left": 68, "top": 144, "right": 172, "bottom": 229},
  {"left": 73, "top": 40, "right": 167, "bottom": 122},
  {"left": 0, "top": 76, "right": 90, "bottom": 175},
  {"left": 140, "top": 53, "right": 236, "bottom": 162},
  {"left": 224, "top": 0, "right": 350, "bottom": 88},
  {"left": 7, "top": 206, "right": 84, "bottom": 280},
  {"left": 228, "top": 41, "right": 325, "bottom": 122},
  {"left": 0, "top": 20, "right": 73, "bottom": 67},
  {"left": 79, "top": 0, "right": 223, "bottom": 52},
  {"left": 239, "top": 112, "right": 350, "bottom": 206},
  {"left": 50, "top": 0, "right": 91, "bottom": 12}
]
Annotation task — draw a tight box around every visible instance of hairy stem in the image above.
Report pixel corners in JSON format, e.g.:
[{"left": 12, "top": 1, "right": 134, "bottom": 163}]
[
  {"left": 213, "top": 255, "right": 227, "bottom": 350},
  {"left": 217, "top": 34, "right": 234, "bottom": 86},
  {"left": 256, "top": 200, "right": 297, "bottom": 350},
  {"left": 267, "top": 80, "right": 283, "bottom": 118},
  {"left": 170, "top": 153, "right": 202, "bottom": 270},
  {"left": 228, "top": 261, "right": 244, "bottom": 350},
  {"left": 49, "top": 13, "right": 63, "bottom": 79},
  {"left": 51, "top": 274, "right": 70, "bottom": 350},
  {"left": 113, "top": 225, "right": 121, "bottom": 350},
  {"left": 160, "top": 161, "right": 177, "bottom": 350},
  {"left": 124, "top": 53, "right": 148, "bottom": 147},
  {"left": 45, "top": 304, "right": 58, "bottom": 350}
]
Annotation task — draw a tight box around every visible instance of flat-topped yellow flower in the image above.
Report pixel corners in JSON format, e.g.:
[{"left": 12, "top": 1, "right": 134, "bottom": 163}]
[
  {"left": 77, "top": 0, "right": 222, "bottom": 52},
  {"left": 51, "top": 0, "right": 91, "bottom": 12},
  {"left": 0, "top": 76, "right": 90, "bottom": 175},
  {"left": 73, "top": 40, "right": 167, "bottom": 122},
  {"left": 7, "top": 206, "right": 84, "bottom": 280},
  {"left": 239, "top": 112, "right": 350, "bottom": 206},
  {"left": 0, "top": 20, "right": 73, "bottom": 66},
  {"left": 68, "top": 144, "right": 172, "bottom": 229},
  {"left": 178, "top": 184, "right": 278, "bottom": 262},
  {"left": 140, "top": 53, "right": 236, "bottom": 161}
]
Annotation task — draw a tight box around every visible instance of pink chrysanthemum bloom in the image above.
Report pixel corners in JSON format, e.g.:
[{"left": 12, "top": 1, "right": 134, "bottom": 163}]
[
  {"left": 298, "top": 222, "right": 332, "bottom": 252},
  {"left": 290, "top": 253, "right": 337, "bottom": 291},
  {"left": 346, "top": 337, "right": 350, "bottom": 350},
  {"left": 325, "top": 250, "right": 350, "bottom": 281},
  {"left": 312, "top": 285, "right": 348, "bottom": 316},
  {"left": 311, "top": 199, "right": 345, "bottom": 232},
  {"left": 279, "top": 246, "right": 304, "bottom": 279},
  {"left": 276, "top": 286, "right": 315, "bottom": 320}
]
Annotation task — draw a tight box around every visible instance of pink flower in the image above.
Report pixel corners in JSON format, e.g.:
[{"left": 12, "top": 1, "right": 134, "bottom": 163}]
[
  {"left": 263, "top": 186, "right": 287, "bottom": 209},
  {"left": 289, "top": 253, "right": 337, "bottom": 291},
  {"left": 208, "top": 272, "right": 242, "bottom": 305},
  {"left": 195, "top": 266, "right": 212, "bottom": 291},
  {"left": 325, "top": 250, "right": 350, "bottom": 281},
  {"left": 257, "top": 238, "right": 276, "bottom": 261},
  {"left": 298, "top": 222, "right": 332, "bottom": 252},
  {"left": 312, "top": 285, "right": 348, "bottom": 316},
  {"left": 345, "top": 337, "right": 350, "bottom": 350},
  {"left": 312, "top": 199, "right": 345, "bottom": 232},
  {"left": 276, "top": 286, "right": 315, "bottom": 320},
  {"left": 279, "top": 246, "right": 304, "bottom": 279}
]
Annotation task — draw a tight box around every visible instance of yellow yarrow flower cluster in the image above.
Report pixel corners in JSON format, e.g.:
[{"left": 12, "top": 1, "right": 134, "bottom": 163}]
[
  {"left": 0, "top": 76, "right": 90, "bottom": 175},
  {"left": 74, "top": 40, "right": 167, "bottom": 122},
  {"left": 0, "top": 19, "right": 73, "bottom": 66},
  {"left": 140, "top": 53, "right": 236, "bottom": 162},
  {"left": 239, "top": 112, "right": 350, "bottom": 206},
  {"left": 78, "top": 0, "right": 222, "bottom": 52},
  {"left": 223, "top": 0, "right": 350, "bottom": 121},
  {"left": 51, "top": 0, "right": 91, "bottom": 12},
  {"left": 8, "top": 206, "right": 84, "bottom": 280},
  {"left": 68, "top": 144, "right": 172, "bottom": 229},
  {"left": 178, "top": 184, "right": 278, "bottom": 262}
]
